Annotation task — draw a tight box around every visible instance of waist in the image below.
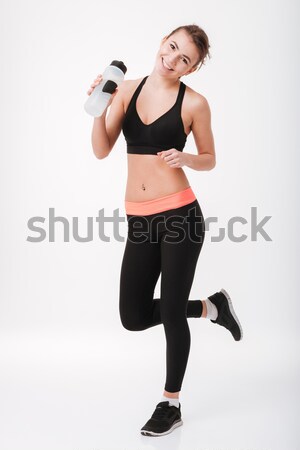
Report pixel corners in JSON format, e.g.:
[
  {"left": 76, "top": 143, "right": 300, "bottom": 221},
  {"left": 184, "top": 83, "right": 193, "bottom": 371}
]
[{"left": 125, "top": 186, "right": 197, "bottom": 216}]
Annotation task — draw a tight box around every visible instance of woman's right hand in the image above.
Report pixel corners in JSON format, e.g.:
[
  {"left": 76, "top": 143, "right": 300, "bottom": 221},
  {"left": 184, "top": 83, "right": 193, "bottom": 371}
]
[
  {"left": 87, "top": 74, "right": 103, "bottom": 96},
  {"left": 87, "top": 73, "right": 119, "bottom": 108}
]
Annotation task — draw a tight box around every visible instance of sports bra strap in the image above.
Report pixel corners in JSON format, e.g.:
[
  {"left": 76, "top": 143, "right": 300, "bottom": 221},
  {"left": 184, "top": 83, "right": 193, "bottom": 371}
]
[
  {"left": 129, "top": 76, "right": 186, "bottom": 112},
  {"left": 176, "top": 81, "right": 186, "bottom": 107},
  {"left": 126, "top": 76, "right": 148, "bottom": 113}
]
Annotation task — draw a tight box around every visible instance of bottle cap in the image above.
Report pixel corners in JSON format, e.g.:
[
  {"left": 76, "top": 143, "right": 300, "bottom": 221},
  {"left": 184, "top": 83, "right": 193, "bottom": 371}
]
[{"left": 110, "top": 60, "right": 127, "bottom": 74}]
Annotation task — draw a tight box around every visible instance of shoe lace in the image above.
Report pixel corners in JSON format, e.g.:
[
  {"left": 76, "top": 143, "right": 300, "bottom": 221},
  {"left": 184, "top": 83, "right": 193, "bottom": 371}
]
[{"left": 152, "top": 402, "right": 173, "bottom": 420}]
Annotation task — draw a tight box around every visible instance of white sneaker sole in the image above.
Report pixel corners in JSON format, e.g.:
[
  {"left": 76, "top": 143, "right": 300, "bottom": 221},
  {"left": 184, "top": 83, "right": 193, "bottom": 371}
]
[
  {"left": 220, "top": 288, "right": 243, "bottom": 340},
  {"left": 141, "top": 419, "right": 183, "bottom": 436}
]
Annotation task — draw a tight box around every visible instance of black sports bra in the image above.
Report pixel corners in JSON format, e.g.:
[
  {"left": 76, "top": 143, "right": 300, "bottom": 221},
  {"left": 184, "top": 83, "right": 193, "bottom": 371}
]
[{"left": 122, "top": 75, "right": 187, "bottom": 155}]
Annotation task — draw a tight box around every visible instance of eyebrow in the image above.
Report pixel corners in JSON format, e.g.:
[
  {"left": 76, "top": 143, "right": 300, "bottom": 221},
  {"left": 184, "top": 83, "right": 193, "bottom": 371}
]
[{"left": 171, "top": 40, "right": 192, "bottom": 64}]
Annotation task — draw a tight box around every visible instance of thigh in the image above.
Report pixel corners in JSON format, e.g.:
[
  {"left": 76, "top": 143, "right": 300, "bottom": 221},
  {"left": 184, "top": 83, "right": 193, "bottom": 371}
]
[
  {"left": 119, "top": 219, "right": 161, "bottom": 315},
  {"left": 160, "top": 201, "right": 205, "bottom": 307}
]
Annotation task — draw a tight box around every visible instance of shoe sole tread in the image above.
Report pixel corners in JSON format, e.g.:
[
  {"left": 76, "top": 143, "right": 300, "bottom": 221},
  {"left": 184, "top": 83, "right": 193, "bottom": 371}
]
[
  {"left": 220, "top": 288, "right": 243, "bottom": 340},
  {"left": 141, "top": 418, "right": 183, "bottom": 436}
]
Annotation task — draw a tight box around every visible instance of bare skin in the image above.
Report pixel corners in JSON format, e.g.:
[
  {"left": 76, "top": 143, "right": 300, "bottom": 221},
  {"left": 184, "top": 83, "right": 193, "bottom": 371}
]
[
  {"left": 124, "top": 76, "right": 193, "bottom": 201},
  {"left": 88, "top": 29, "right": 215, "bottom": 400},
  {"left": 123, "top": 32, "right": 215, "bottom": 200}
]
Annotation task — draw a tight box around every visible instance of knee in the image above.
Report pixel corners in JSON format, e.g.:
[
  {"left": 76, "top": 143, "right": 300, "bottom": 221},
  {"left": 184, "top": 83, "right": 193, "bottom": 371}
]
[{"left": 119, "top": 313, "right": 147, "bottom": 332}]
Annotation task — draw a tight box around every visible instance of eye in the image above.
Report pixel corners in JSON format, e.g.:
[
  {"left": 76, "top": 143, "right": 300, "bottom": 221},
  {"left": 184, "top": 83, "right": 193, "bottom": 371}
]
[{"left": 169, "top": 43, "right": 188, "bottom": 64}]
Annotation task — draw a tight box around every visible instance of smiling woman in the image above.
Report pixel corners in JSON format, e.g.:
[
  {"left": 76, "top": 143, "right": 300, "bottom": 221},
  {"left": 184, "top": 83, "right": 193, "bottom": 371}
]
[
  {"left": 165, "top": 24, "right": 211, "bottom": 70},
  {"left": 121, "top": 26, "right": 214, "bottom": 201},
  {"left": 86, "top": 22, "right": 243, "bottom": 438}
]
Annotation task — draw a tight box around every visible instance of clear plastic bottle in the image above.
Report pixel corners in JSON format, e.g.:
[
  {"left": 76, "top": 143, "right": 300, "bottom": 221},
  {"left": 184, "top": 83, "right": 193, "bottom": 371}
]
[{"left": 84, "top": 60, "right": 127, "bottom": 117}]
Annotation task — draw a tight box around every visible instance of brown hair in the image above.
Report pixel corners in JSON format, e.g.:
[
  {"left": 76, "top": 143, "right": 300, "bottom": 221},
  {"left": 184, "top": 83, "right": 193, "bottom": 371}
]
[{"left": 166, "top": 24, "right": 211, "bottom": 72}]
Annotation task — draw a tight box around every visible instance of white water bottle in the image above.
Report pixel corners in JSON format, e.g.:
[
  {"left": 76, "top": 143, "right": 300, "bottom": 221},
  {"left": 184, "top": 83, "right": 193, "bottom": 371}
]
[{"left": 84, "top": 60, "right": 127, "bottom": 117}]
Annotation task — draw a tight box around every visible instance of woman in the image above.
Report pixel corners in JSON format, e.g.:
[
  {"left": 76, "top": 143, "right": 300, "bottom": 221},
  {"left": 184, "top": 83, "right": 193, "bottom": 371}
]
[{"left": 87, "top": 24, "right": 243, "bottom": 437}]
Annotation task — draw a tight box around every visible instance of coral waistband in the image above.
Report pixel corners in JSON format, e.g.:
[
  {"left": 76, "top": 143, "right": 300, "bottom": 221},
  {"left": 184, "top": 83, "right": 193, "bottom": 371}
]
[{"left": 125, "top": 186, "right": 197, "bottom": 216}]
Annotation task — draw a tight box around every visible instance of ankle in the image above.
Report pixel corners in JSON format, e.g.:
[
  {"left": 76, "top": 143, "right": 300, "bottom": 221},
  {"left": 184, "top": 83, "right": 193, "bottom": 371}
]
[
  {"left": 163, "top": 390, "right": 179, "bottom": 399},
  {"left": 161, "top": 394, "right": 180, "bottom": 408},
  {"left": 202, "top": 298, "right": 218, "bottom": 320},
  {"left": 201, "top": 300, "right": 207, "bottom": 318}
]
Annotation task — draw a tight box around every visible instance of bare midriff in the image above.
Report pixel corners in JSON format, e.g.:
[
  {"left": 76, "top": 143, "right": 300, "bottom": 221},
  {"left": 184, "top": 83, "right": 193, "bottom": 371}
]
[{"left": 125, "top": 153, "right": 191, "bottom": 202}]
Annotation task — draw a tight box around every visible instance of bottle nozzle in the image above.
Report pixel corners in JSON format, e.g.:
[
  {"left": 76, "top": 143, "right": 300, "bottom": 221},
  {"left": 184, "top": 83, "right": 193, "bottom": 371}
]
[{"left": 110, "top": 60, "right": 127, "bottom": 75}]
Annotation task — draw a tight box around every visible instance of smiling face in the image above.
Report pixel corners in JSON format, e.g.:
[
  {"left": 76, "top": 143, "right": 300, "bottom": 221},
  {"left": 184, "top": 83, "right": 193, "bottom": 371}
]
[{"left": 155, "top": 29, "right": 201, "bottom": 79}]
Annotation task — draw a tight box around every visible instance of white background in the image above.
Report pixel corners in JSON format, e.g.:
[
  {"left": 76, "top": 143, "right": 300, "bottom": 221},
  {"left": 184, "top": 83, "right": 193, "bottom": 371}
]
[{"left": 0, "top": 0, "right": 299, "bottom": 449}]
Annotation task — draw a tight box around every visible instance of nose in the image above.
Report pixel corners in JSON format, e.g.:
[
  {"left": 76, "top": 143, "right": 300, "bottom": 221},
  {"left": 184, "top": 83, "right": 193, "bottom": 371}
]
[
  {"left": 167, "top": 56, "right": 177, "bottom": 68},
  {"left": 169, "top": 53, "right": 180, "bottom": 67}
]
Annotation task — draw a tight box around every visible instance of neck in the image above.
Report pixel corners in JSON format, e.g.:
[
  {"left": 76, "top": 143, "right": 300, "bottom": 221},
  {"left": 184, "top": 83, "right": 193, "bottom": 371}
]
[{"left": 146, "top": 69, "right": 181, "bottom": 90}]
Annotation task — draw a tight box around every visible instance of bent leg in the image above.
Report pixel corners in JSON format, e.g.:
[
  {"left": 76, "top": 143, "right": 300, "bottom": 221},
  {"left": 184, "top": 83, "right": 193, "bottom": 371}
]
[
  {"left": 119, "top": 236, "right": 204, "bottom": 331},
  {"left": 119, "top": 235, "right": 162, "bottom": 331},
  {"left": 119, "top": 202, "right": 205, "bottom": 333}
]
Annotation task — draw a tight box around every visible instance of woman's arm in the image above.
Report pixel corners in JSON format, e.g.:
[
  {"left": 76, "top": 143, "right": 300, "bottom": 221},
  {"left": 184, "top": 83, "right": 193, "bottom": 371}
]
[
  {"left": 91, "top": 82, "right": 127, "bottom": 159},
  {"left": 184, "top": 95, "right": 216, "bottom": 171},
  {"left": 91, "top": 114, "right": 110, "bottom": 159}
]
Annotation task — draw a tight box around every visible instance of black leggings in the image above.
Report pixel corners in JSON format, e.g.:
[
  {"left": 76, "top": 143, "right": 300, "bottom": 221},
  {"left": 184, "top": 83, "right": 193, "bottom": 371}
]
[{"left": 119, "top": 199, "right": 205, "bottom": 393}]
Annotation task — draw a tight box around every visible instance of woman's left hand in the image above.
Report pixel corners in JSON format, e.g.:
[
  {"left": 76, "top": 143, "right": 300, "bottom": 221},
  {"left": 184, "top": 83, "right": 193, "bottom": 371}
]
[{"left": 157, "top": 149, "right": 188, "bottom": 168}]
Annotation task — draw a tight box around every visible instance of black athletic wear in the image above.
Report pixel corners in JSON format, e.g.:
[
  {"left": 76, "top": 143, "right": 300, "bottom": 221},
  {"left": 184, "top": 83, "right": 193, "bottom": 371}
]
[
  {"left": 140, "top": 401, "right": 183, "bottom": 436},
  {"left": 122, "top": 75, "right": 187, "bottom": 155},
  {"left": 119, "top": 200, "right": 205, "bottom": 393}
]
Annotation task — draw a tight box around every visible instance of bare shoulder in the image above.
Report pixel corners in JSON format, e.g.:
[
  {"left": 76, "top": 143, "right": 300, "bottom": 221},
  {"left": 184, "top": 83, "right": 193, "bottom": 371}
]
[
  {"left": 119, "top": 77, "right": 143, "bottom": 94},
  {"left": 117, "top": 77, "right": 144, "bottom": 112},
  {"left": 184, "top": 84, "right": 211, "bottom": 115}
]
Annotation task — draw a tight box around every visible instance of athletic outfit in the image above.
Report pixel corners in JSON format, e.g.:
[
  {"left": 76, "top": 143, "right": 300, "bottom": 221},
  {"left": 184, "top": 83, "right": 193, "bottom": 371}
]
[
  {"left": 122, "top": 75, "right": 187, "bottom": 156},
  {"left": 119, "top": 75, "right": 205, "bottom": 393},
  {"left": 118, "top": 75, "right": 243, "bottom": 436}
]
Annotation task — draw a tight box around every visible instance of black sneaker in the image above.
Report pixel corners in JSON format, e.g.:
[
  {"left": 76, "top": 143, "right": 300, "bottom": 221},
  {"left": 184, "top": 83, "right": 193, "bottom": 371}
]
[
  {"left": 208, "top": 288, "right": 243, "bottom": 341},
  {"left": 140, "top": 401, "right": 183, "bottom": 436}
]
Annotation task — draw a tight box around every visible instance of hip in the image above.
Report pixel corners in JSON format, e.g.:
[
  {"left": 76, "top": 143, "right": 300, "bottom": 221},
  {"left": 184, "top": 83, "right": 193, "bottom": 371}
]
[
  {"left": 125, "top": 196, "right": 205, "bottom": 244},
  {"left": 125, "top": 186, "right": 197, "bottom": 216}
]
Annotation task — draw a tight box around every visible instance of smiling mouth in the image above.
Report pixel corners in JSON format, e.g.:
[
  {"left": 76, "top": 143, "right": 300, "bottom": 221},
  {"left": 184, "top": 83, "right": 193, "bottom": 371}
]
[{"left": 162, "top": 57, "right": 174, "bottom": 71}]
